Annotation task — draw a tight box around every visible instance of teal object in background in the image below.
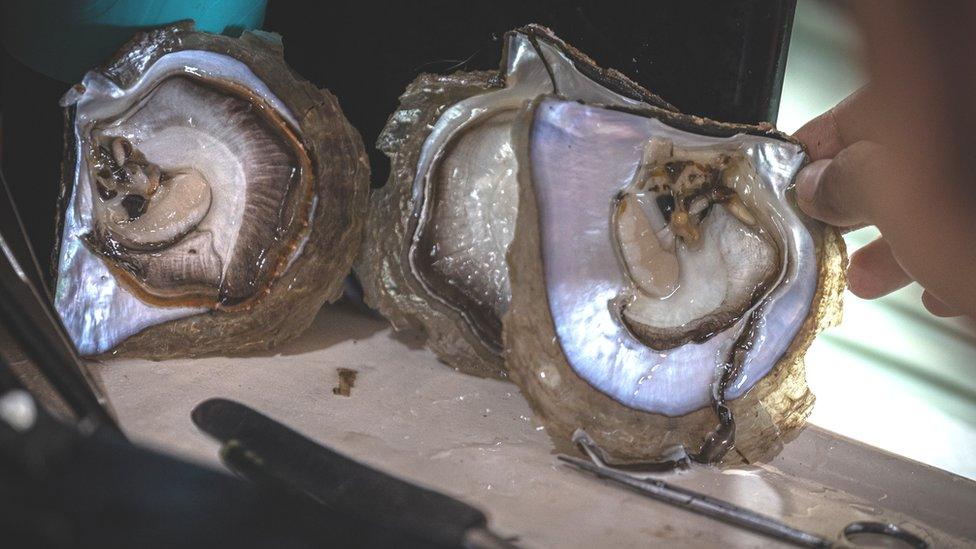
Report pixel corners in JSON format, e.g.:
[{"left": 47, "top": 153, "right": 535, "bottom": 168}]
[{"left": 2, "top": 0, "right": 267, "bottom": 83}]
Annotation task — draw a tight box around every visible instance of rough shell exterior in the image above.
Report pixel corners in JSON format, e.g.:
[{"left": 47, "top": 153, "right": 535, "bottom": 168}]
[{"left": 355, "top": 70, "right": 505, "bottom": 377}]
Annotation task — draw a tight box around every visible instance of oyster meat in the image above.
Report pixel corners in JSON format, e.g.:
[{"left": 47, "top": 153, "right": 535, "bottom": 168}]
[
  {"left": 358, "top": 25, "right": 673, "bottom": 377},
  {"left": 54, "top": 22, "right": 369, "bottom": 357},
  {"left": 504, "top": 97, "right": 845, "bottom": 463}
]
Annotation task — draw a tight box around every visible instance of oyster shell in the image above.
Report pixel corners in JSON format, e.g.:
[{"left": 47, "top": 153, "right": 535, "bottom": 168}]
[
  {"left": 357, "top": 25, "right": 673, "bottom": 377},
  {"left": 504, "top": 97, "right": 845, "bottom": 463},
  {"left": 54, "top": 22, "right": 369, "bottom": 357}
]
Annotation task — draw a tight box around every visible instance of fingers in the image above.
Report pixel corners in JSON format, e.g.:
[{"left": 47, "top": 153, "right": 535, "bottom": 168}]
[
  {"left": 847, "top": 237, "right": 912, "bottom": 299},
  {"left": 847, "top": 238, "right": 963, "bottom": 318},
  {"left": 793, "top": 109, "right": 843, "bottom": 161},
  {"left": 795, "top": 140, "right": 889, "bottom": 227},
  {"left": 793, "top": 89, "right": 880, "bottom": 160},
  {"left": 921, "top": 291, "right": 962, "bottom": 317}
]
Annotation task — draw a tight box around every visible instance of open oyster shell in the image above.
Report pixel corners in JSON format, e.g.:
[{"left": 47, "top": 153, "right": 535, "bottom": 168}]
[
  {"left": 357, "top": 25, "right": 673, "bottom": 377},
  {"left": 54, "top": 22, "right": 369, "bottom": 358},
  {"left": 504, "top": 97, "right": 845, "bottom": 464}
]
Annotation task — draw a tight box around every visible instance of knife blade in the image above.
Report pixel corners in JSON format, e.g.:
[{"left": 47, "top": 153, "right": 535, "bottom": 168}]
[{"left": 192, "top": 398, "right": 516, "bottom": 549}]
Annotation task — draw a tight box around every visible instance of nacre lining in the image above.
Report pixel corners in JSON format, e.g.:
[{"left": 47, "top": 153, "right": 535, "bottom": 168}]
[{"left": 527, "top": 98, "right": 816, "bottom": 416}]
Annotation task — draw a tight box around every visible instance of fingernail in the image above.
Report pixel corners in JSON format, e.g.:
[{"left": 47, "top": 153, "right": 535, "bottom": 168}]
[{"left": 796, "top": 159, "right": 829, "bottom": 208}]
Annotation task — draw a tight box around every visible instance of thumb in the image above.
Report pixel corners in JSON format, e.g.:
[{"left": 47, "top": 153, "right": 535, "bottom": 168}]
[{"left": 794, "top": 140, "right": 888, "bottom": 227}]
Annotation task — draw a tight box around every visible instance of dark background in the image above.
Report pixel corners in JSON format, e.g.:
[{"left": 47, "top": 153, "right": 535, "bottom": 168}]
[{"left": 1, "top": 0, "right": 795, "bottom": 278}]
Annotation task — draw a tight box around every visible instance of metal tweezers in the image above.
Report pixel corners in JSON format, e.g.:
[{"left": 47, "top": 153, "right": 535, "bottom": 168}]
[{"left": 558, "top": 429, "right": 927, "bottom": 548}]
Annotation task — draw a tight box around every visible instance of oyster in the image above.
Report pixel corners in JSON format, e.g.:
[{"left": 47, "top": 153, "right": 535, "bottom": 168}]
[
  {"left": 357, "top": 25, "right": 673, "bottom": 377},
  {"left": 54, "top": 22, "right": 369, "bottom": 357},
  {"left": 504, "top": 97, "right": 845, "bottom": 463}
]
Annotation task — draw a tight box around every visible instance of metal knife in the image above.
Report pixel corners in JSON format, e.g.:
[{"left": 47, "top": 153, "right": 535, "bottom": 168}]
[{"left": 192, "top": 398, "right": 516, "bottom": 549}]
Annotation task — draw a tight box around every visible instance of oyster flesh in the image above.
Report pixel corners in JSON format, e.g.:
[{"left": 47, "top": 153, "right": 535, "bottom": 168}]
[
  {"left": 504, "top": 97, "right": 845, "bottom": 463},
  {"left": 357, "top": 25, "right": 673, "bottom": 377},
  {"left": 54, "top": 22, "right": 369, "bottom": 357}
]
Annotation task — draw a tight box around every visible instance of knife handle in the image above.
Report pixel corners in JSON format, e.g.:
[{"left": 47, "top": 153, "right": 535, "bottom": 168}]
[{"left": 193, "top": 398, "right": 510, "bottom": 548}]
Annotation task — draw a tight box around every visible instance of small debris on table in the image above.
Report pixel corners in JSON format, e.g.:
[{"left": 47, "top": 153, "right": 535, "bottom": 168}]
[{"left": 332, "top": 368, "right": 358, "bottom": 397}]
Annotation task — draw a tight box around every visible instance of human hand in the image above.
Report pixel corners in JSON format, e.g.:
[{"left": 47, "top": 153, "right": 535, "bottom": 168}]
[
  {"left": 791, "top": 2, "right": 976, "bottom": 320},
  {"left": 793, "top": 89, "right": 975, "bottom": 318}
]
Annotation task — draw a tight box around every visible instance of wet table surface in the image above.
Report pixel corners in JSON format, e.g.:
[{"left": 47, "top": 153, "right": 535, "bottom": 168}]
[{"left": 86, "top": 301, "right": 975, "bottom": 548}]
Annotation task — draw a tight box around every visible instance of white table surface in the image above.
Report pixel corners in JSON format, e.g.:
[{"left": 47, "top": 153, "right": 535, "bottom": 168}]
[{"left": 77, "top": 300, "right": 976, "bottom": 548}]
